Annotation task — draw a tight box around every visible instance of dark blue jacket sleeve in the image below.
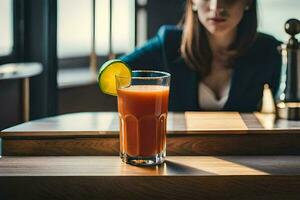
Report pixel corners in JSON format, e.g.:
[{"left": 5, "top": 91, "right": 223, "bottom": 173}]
[
  {"left": 119, "top": 28, "right": 166, "bottom": 71},
  {"left": 119, "top": 25, "right": 183, "bottom": 72}
]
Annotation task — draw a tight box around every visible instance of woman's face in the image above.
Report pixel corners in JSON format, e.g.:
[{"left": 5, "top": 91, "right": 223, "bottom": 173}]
[{"left": 192, "top": 0, "right": 250, "bottom": 36}]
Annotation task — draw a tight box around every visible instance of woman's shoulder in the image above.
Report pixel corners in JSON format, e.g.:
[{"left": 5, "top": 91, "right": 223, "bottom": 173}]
[
  {"left": 156, "top": 25, "right": 183, "bottom": 62},
  {"left": 157, "top": 25, "right": 182, "bottom": 45},
  {"left": 119, "top": 25, "right": 183, "bottom": 70},
  {"left": 245, "top": 32, "right": 282, "bottom": 63},
  {"left": 253, "top": 32, "right": 282, "bottom": 50}
]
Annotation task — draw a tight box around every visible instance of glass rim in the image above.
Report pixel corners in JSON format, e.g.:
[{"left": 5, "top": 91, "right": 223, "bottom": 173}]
[{"left": 116, "top": 70, "right": 171, "bottom": 80}]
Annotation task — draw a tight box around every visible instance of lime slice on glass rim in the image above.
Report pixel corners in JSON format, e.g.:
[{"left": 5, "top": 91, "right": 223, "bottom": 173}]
[{"left": 98, "top": 59, "right": 132, "bottom": 96}]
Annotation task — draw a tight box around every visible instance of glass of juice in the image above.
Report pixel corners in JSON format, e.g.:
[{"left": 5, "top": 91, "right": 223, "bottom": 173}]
[{"left": 116, "top": 70, "right": 170, "bottom": 166}]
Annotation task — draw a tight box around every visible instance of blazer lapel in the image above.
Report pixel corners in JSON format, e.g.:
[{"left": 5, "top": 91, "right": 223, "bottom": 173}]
[
  {"left": 224, "top": 58, "right": 258, "bottom": 111},
  {"left": 169, "top": 58, "right": 199, "bottom": 111}
]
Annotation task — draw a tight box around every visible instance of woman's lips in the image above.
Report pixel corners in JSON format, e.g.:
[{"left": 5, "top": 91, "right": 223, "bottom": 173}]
[{"left": 208, "top": 18, "right": 226, "bottom": 23}]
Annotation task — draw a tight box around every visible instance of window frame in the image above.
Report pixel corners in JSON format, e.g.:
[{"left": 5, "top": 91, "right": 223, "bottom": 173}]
[{"left": 57, "top": 0, "right": 138, "bottom": 70}]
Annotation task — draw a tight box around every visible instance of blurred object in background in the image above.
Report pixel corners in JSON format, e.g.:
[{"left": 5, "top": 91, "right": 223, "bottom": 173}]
[
  {"left": 57, "top": 0, "right": 135, "bottom": 60},
  {"left": 258, "top": 0, "right": 300, "bottom": 41},
  {"left": 57, "top": 0, "right": 184, "bottom": 114},
  {"left": 276, "top": 19, "right": 300, "bottom": 120},
  {"left": 1, "top": 0, "right": 299, "bottom": 116},
  {"left": 0, "top": 63, "right": 43, "bottom": 130},
  {"left": 261, "top": 84, "right": 276, "bottom": 114},
  {"left": 0, "top": 0, "right": 58, "bottom": 127},
  {"left": 0, "top": 0, "right": 13, "bottom": 57}
]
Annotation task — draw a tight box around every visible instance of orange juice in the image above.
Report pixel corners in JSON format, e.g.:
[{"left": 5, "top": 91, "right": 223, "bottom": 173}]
[{"left": 117, "top": 85, "right": 169, "bottom": 157}]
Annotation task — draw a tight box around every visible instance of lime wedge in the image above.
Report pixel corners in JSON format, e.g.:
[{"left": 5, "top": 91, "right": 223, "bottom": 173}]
[{"left": 98, "top": 59, "right": 132, "bottom": 96}]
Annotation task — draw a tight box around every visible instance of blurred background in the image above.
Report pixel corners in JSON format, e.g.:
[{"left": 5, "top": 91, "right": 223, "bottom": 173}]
[{"left": 0, "top": 0, "right": 300, "bottom": 130}]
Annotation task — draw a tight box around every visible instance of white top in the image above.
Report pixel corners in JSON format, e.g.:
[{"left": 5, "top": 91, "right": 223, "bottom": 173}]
[{"left": 198, "top": 81, "right": 231, "bottom": 110}]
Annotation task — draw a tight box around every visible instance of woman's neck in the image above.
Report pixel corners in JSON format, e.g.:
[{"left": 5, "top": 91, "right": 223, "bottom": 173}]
[{"left": 207, "top": 29, "right": 237, "bottom": 55}]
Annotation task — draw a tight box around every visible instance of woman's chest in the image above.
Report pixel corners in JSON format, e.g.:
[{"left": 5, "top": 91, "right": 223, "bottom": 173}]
[{"left": 202, "top": 67, "right": 232, "bottom": 100}]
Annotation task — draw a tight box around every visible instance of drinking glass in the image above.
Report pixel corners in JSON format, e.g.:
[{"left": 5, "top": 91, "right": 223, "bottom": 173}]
[{"left": 116, "top": 70, "right": 171, "bottom": 166}]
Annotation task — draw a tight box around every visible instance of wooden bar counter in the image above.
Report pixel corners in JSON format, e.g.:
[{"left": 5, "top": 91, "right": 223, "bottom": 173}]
[
  {"left": 1, "top": 112, "right": 300, "bottom": 156},
  {"left": 1, "top": 156, "right": 300, "bottom": 199},
  {"left": 1, "top": 112, "right": 300, "bottom": 199}
]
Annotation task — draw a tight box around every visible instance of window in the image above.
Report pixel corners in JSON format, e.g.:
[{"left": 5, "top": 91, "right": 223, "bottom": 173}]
[
  {"left": 58, "top": 0, "right": 92, "bottom": 58},
  {"left": 57, "top": 0, "right": 135, "bottom": 59},
  {"left": 0, "top": 0, "right": 13, "bottom": 56},
  {"left": 258, "top": 0, "right": 300, "bottom": 41},
  {"left": 136, "top": 0, "right": 147, "bottom": 47}
]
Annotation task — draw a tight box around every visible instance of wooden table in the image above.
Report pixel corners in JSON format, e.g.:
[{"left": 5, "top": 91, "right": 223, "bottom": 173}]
[
  {"left": 1, "top": 156, "right": 300, "bottom": 199},
  {"left": 1, "top": 112, "right": 300, "bottom": 156},
  {"left": 1, "top": 112, "right": 300, "bottom": 199}
]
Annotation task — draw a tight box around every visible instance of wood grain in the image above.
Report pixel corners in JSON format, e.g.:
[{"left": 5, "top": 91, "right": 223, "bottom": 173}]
[
  {"left": 1, "top": 176, "right": 300, "bottom": 200},
  {"left": 3, "top": 112, "right": 300, "bottom": 138},
  {"left": 184, "top": 112, "right": 247, "bottom": 131},
  {"left": 0, "top": 156, "right": 300, "bottom": 200},
  {"left": 0, "top": 112, "right": 120, "bottom": 137},
  {"left": 1, "top": 112, "right": 250, "bottom": 137},
  {"left": 3, "top": 133, "right": 300, "bottom": 156},
  {"left": 2, "top": 112, "right": 300, "bottom": 156},
  {"left": 255, "top": 112, "right": 300, "bottom": 130},
  {"left": 2, "top": 156, "right": 300, "bottom": 176}
]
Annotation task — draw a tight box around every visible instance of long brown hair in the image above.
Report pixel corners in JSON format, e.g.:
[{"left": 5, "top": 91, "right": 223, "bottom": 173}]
[{"left": 180, "top": 0, "right": 257, "bottom": 78}]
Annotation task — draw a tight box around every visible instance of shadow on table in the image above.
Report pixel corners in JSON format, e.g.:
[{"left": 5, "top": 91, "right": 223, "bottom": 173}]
[
  {"left": 216, "top": 156, "right": 300, "bottom": 175},
  {"left": 164, "top": 160, "right": 216, "bottom": 175}
]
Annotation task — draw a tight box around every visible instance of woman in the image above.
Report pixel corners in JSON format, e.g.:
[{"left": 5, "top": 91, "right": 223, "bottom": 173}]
[{"left": 121, "top": 0, "right": 282, "bottom": 112}]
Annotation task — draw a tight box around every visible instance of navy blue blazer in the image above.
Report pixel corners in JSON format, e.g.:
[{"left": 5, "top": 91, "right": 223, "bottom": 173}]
[{"left": 120, "top": 25, "right": 282, "bottom": 112}]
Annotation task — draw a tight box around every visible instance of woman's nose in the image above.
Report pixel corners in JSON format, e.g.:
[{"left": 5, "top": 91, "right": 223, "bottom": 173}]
[{"left": 209, "top": 0, "right": 225, "bottom": 12}]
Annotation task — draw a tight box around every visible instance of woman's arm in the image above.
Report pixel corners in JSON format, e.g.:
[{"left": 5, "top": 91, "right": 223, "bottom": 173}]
[
  {"left": 119, "top": 25, "right": 182, "bottom": 72},
  {"left": 119, "top": 35, "right": 164, "bottom": 71}
]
